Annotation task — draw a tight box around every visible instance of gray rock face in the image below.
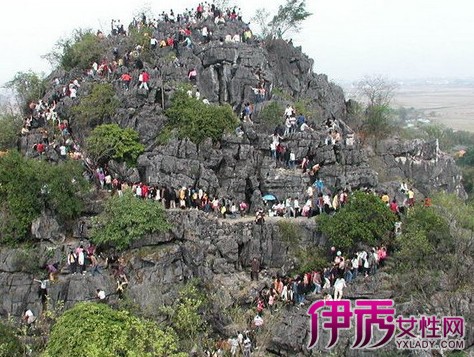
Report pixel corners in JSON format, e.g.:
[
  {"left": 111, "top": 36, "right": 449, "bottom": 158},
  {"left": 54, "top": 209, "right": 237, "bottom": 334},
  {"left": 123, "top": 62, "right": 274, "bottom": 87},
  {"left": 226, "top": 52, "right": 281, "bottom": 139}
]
[
  {"left": 31, "top": 212, "right": 63, "bottom": 243},
  {"left": 373, "top": 138, "right": 467, "bottom": 198},
  {"left": 0, "top": 211, "right": 322, "bottom": 320},
  {"left": 138, "top": 126, "right": 379, "bottom": 210}
]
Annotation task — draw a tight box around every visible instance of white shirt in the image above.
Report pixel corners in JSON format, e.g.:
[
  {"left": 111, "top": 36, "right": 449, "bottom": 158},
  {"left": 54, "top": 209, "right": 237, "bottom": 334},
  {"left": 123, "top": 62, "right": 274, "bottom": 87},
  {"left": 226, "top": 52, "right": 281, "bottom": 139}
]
[
  {"left": 25, "top": 310, "right": 36, "bottom": 324},
  {"left": 254, "top": 315, "right": 263, "bottom": 327},
  {"left": 334, "top": 278, "right": 346, "bottom": 290}
]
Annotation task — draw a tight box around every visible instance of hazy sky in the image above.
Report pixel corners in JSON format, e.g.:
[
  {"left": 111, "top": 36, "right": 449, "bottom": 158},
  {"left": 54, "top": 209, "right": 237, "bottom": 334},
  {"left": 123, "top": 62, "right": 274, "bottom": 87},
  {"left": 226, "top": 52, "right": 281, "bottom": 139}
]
[{"left": 1, "top": 0, "right": 474, "bottom": 87}]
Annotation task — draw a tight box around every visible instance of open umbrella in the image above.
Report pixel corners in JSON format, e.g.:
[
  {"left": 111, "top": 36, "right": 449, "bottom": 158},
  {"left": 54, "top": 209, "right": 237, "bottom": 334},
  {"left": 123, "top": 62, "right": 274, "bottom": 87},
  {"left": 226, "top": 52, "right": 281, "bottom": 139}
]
[{"left": 262, "top": 194, "right": 277, "bottom": 201}]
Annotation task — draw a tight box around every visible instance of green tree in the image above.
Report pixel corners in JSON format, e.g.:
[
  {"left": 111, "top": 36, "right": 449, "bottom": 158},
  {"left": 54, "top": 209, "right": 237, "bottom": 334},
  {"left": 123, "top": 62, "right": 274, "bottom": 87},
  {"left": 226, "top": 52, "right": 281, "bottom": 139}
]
[
  {"left": 457, "top": 147, "right": 474, "bottom": 166},
  {"left": 0, "top": 114, "right": 22, "bottom": 150},
  {"left": 0, "top": 322, "right": 23, "bottom": 357},
  {"left": 0, "top": 151, "right": 88, "bottom": 243},
  {"left": 356, "top": 75, "right": 397, "bottom": 141},
  {"left": 91, "top": 191, "right": 171, "bottom": 250},
  {"left": 160, "top": 280, "right": 209, "bottom": 351},
  {"left": 257, "top": 101, "right": 283, "bottom": 126},
  {"left": 363, "top": 104, "right": 394, "bottom": 140},
  {"left": 164, "top": 90, "right": 238, "bottom": 144},
  {"left": 57, "top": 29, "right": 105, "bottom": 70},
  {"left": 38, "top": 159, "right": 89, "bottom": 221},
  {"left": 86, "top": 124, "right": 144, "bottom": 166},
  {"left": 43, "top": 302, "right": 185, "bottom": 357},
  {"left": 389, "top": 194, "right": 473, "bottom": 300},
  {"left": 253, "top": 0, "right": 312, "bottom": 39},
  {"left": 6, "top": 71, "right": 46, "bottom": 113},
  {"left": 72, "top": 83, "right": 119, "bottom": 127},
  {"left": 317, "top": 191, "right": 397, "bottom": 251}
]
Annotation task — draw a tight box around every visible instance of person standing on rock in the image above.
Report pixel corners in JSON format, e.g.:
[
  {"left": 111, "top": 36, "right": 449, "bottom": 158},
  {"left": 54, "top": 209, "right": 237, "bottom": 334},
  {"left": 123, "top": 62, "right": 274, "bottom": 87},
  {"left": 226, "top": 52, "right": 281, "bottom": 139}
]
[
  {"left": 243, "top": 334, "right": 252, "bottom": 357},
  {"left": 251, "top": 257, "right": 260, "bottom": 281},
  {"left": 139, "top": 69, "right": 150, "bottom": 91},
  {"left": 333, "top": 276, "right": 347, "bottom": 300},
  {"left": 68, "top": 249, "right": 78, "bottom": 274},
  {"left": 34, "top": 278, "right": 49, "bottom": 304}
]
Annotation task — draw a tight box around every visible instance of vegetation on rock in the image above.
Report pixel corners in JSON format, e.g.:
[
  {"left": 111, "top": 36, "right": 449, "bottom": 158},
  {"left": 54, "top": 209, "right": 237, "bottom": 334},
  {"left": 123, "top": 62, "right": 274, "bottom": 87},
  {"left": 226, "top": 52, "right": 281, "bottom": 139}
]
[
  {"left": 43, "top": 302, "right": 185, "bottom": 357},
  {"left": 0, "top": 322, "right": 23, "bottom": 357},
  {"left": 159, "top": 280, "right": 209, "bottom": 352},
  {"left": 253, "top": 0, "right": 312, "bottom": 39},
  {"left": 57, "top": 29, "right": 105, "bottom": 71},
  {"left": 86, "top": 124, "right": 144, "bottom": 166},
  {"left": 91, "top": 190, "right": 171, "bottom": 250},
  {"left": 6, "top": 71, "right": 46, "bottom": 114},
  {"left": 72, "top": 83, "right": 119, "bottom": 127},
  {"left": 164, "top": 89, "right": 238, "bottom": 144},
  {"left": 0, "top": 114, "right": 22, "bottom": 150},
  {"left": 317, "top": 191, "right": 397, "bottom": 251},
  {"left": 356, "top": 75, "right": 398, "bottom": 141},
  {"left": 0, "top": 151, "right": 88, "bottom": 244},
  {"left": 390, "top": 194, "right": 474, "bottom": 300},
  {"left": 258, "top": 101, "right": 284, "bottom": 126}
]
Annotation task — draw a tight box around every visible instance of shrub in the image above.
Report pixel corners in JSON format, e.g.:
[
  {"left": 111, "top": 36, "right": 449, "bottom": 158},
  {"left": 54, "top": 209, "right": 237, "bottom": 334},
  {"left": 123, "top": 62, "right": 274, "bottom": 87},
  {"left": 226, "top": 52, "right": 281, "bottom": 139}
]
[
  {"left": 0, "top": 114, "right": 22, "bottom": 150},
  {"left": 43, "top": 302, "right": 185, "bottom": 357},
  {"left": 317, "top": 191, "right": 397, "bottom": 251},
  {"left": 59, "top": 29, "right": 105, "bottom": 71},
  {"left": 164, "top": 90, "right": 238, "bottom": 144},
  {"left": 72, "top": 83, "right": 119, "bottom": 127},
  {"left": 159, "top": 280, "right": 209, "bottom": 350},
  {"left": 86, "top": 124, "right": 144, "bottom": 166},
  {"left": 277, "top": 220, "right": 302, "bottom": 243},
  {"left": 0, "top": 151, "right": 88, "bottom": 244},
  {"left": 90, "top": 191, "right": 171, "bottom": 250},
  {"left": 0, "top": 322, "right": 23, "bottom": 357},
  {"left": 257, "top": 101, "right": 284, "bottom": 126},
  {"left": 6, "top": 71, "right": 46, "bottom": 114}
]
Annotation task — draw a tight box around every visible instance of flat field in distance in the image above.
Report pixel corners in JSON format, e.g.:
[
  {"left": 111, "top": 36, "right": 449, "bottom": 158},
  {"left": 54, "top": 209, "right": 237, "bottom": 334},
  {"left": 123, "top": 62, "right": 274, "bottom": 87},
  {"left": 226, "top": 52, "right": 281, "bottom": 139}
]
[{"left": 392, "top": 84, "right": 474, "bottom": 132}]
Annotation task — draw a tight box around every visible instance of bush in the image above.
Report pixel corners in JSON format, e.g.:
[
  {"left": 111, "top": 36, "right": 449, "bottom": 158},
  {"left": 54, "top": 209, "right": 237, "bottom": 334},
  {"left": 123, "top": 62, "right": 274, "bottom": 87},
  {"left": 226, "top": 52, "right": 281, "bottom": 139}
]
[
  {"left": 389, "top": 194, "right": 474, "bottom": 299},
  {"left": 43, "top": 302, "right": 185, "bottom": 357},
  {"left": 159, "top": 280, "right": 209, "bottom": 351},
  {"left": 317, "top": 191, "right": 397, "bottom": 251},
  {"left": 6, "top": 71, "right": 46, "bottom": 114},
  {"left": 164, "top": 90, "right": 238, "bottom": 144},
  {"left": 59, "top": 29, "right": 105, "bottom": 71},
  {"left": 91, "top": 191, "right": 171, "bottom": 250},
  {"left": 257, "top": 101, "right": 284, "bottom": 126},
  {"left": 277, "top": 220, "right": 302, "bottom": 243},
  {"left": 0, "top": 114, "right": 22, "bottom": 150},
  {"left": 362, "top": 104, "right": 394, "bottom": 141},
  {"left": 0, "top": 151, "right": 88, "bottom": 244},
  {"left": 72, "top": 83, "right": 119, "bottom": 127},
  {"left": 0, "top": 322, "right": 23, "bottom": 357},
  {"left": 86, "top": 124, "right": 144, "bottom": 166}
]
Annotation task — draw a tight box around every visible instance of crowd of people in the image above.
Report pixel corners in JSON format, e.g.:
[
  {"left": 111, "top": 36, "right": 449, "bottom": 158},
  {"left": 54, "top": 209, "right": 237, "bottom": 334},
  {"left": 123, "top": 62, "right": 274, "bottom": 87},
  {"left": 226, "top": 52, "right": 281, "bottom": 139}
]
[
  {"left": 247, "top": 244, "right": 389, "bottom": 331},
  {"left": 16, "top": 4, "right": 429, "bottom": 355},
  {"left": 21, "top": 0, "right": 262, "bottom": 161}
]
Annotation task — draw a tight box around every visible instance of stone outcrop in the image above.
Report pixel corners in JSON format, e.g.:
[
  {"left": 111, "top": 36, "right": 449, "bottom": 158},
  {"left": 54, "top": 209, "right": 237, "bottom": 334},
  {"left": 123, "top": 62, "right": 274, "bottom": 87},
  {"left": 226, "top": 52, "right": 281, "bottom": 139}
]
[
  {"left": 138, "top": 126, "right": 378, "bottom": 209},
  {"left": 371, "top": 138, "right": 467, "bottom": 198},
  {"left": 0, "top": 211, "right": 321, "bottom": 318},
  {"left": 6, "top": 14, "right": 472, "bottom": 357}
]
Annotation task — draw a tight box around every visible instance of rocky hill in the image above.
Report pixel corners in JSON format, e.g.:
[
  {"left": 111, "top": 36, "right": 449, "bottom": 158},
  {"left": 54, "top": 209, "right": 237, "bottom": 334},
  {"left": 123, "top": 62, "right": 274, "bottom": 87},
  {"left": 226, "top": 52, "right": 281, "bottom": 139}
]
[{"left": 2, "top": 10, "right": 472, "bottom": 357}]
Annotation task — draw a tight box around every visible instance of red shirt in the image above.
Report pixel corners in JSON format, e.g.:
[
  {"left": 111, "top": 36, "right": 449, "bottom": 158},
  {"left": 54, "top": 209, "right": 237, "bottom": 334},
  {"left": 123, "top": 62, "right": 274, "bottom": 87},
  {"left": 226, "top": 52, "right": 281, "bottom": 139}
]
[
  {"left": 37, "top": 143, "right": 44, "bottom": 153},
  {"left": 389, "top": 202, "right": 398, "bottom": 213}
]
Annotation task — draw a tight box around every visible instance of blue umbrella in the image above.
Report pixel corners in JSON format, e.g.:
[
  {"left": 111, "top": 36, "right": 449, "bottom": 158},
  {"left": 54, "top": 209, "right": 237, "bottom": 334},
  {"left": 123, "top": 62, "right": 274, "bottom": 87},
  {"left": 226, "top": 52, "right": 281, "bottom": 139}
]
[{"left": 262, "top": 194, "right": 277, "bottom": 201}]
